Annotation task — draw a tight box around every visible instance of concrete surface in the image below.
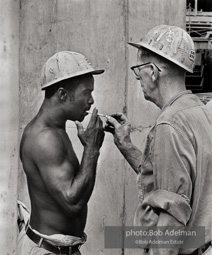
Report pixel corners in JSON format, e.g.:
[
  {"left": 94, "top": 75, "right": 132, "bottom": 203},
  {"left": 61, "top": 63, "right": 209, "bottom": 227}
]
[
  {"left": 17, "top": 0, "right": 186, "bottom": 254},
  {"left": 0, "top": 0, "right": 20, "bottom": 254}
]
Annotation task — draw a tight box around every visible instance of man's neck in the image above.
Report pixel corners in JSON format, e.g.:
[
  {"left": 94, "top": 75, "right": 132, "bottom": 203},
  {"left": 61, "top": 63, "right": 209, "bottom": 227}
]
[
  {"left": 158, "top": 75, "right": 186, "bottom": 109},
  {"left": 37, "top": 99, "right": 67, "bottom": 130}
]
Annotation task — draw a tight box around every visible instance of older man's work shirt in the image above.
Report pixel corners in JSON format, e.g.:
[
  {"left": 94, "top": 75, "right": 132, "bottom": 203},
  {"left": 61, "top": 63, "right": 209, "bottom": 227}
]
[{"left": 134, "top": 90, "right": 212, "bottom": 254}]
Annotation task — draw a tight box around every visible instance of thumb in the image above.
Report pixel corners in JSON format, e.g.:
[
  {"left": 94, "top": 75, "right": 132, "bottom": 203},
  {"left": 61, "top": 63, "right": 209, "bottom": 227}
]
[
  {"left": 75, "top": 121, "right": 84, "bottom": 135},
  {"left": 106, "top": 116, "right": 120, "bottom": 129}
]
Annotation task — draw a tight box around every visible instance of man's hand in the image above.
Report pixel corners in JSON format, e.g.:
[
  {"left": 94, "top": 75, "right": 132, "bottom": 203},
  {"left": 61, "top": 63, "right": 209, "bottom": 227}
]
[
  {"left": 104, "top": 112, "right": 132, "bottom": 147},
  {"left": 105, "top": 112, "right": 142, "bottom": 173},
  {"left": 75, "top": 108, "right": 105, "bottom": 150}
]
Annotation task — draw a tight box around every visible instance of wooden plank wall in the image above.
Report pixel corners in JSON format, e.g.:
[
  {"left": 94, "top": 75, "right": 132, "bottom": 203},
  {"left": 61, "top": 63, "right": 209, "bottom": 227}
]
[{"left": 18, "top": 1, "right": 186, "bottom": 254}]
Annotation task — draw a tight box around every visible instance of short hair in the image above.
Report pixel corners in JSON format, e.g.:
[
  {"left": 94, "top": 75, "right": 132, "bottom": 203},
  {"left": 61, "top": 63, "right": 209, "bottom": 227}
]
[
  {"left": 138, "top": 47, "right": 152, "bottom": 58},
  {"left": 138, "top": 47, "right": 185, "bottom": 74},
  {"left": 44, "top": 74, "right": 91, "bottom": 98}
]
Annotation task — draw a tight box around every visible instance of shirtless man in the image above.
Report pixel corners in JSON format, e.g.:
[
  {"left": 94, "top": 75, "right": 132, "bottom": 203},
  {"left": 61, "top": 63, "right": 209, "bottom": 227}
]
[{"left": 17, "top": 51, "right": 105, "bottom": 255}]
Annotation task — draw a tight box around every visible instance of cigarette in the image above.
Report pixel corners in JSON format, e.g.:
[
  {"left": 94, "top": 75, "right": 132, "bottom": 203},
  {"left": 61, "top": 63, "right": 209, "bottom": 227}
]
[{"left": 87, "top": 111, "right": 109, "bottom": 118}]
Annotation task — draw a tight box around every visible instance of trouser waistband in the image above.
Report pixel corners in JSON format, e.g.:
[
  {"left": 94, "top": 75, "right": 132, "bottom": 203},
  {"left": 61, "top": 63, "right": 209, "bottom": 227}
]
[{"left": 26, "top": 225, "right": 80, "bottom": 255}]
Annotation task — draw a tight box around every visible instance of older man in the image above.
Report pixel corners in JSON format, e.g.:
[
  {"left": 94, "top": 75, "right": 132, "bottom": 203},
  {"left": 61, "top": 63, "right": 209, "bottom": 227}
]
[
  {"left": 17, "top": 51, "right": 105, "bottom": 255},
  {"left": 106, "top": 25, "right": 212, "bottom": 255}
]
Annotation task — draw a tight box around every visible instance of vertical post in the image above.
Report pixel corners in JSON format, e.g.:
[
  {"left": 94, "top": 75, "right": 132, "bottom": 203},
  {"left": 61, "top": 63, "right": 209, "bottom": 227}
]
[
  {"left": 195, "top": 0, "right": 198, "bottom": 15},
  {"left": 0, "top": 0, "right": 20, "bottom": 254}
]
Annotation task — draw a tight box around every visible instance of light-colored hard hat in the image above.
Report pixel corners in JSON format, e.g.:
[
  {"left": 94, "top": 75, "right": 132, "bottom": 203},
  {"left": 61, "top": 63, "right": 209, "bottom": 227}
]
[
  {"left": 128, "top": 25, "right": 196, "bottom": 73},
  {"left": 41, "top": 51, "right": 104, "bottom": 90}
]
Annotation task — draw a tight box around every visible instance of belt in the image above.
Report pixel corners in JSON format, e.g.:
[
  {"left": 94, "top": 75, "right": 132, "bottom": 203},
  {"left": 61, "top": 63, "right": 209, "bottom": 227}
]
[
  {"left": 26, "top": 225, "right": 80, "bottom": 255},
  {"left": 179, "top": 241, "right": 212, "bottom": 255}
]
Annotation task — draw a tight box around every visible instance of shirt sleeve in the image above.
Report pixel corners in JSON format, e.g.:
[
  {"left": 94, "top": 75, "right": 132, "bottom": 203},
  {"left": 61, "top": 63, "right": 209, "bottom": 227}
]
[
  {"left": 145, "top": 124, "right": 196, "bottom": 255},
  {"left": 148, "top": 123, "right": 196, "bottom": 225}
]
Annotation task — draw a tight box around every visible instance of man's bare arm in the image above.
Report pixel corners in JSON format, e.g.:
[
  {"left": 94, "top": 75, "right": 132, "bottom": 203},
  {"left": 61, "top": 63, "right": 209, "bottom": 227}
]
[{"left": 34, "top": 111, "right": 104, "bottom": 216}]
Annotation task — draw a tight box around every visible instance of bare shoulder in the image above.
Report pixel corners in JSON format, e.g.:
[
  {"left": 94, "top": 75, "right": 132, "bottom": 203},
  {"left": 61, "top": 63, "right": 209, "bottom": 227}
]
[
  {"left": 20, "top": 117, "right": 79, "bottom": 178},
  {"left": 21, "top": 124, "right": 67, "bottom": 163},
  {"left": 32, "top": 128, "right": 68, "bottom": 164}
]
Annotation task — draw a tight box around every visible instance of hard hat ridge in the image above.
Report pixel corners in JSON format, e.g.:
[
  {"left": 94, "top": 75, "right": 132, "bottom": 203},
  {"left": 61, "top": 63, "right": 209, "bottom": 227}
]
[{"left": 128, "top": 25, "right": 196, "bottom": 73}]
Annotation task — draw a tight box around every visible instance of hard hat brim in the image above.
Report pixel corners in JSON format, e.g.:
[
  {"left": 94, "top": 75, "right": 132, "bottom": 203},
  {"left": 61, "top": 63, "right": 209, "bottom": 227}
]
[
  {"left": 128, "top": 41, "right": 193, "bottom": 73},
  {"left": 91, "top": 69, "right": 105, "bottom": 75},
  {"left": 41, "top": 69, "right": 104, "bottom": 90},
  {"left": 128, "top": 42, "right": 142, "bottom": 49}
]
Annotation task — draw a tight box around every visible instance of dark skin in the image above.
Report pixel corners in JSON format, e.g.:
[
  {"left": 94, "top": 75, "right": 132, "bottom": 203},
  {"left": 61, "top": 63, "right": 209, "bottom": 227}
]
[{"left": 20, "top": 74, "right": 105, "bottom": 237}]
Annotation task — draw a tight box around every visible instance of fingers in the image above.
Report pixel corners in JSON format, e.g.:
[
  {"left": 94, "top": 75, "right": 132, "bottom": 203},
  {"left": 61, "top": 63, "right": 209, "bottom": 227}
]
[
  {"left": 86, "top": 108, "right": 104, "bottom": 134},
  {"left": 98, "top": 116, "right": 103, "bottom": 129},
  {"left": 87, "top": 110, "right": 127, "bottom": 130},
  {"left": 106, "top": 116, "right": 121, "bottom": 129},
  {"left": 75, "top": 121, "right": 84, "bottom": 135},
  {"left": 92, "top": 107, "right": 98, "bottom": 116},
  {"left": 104, "top": 123, "right": 115, "bottom": 134},
  {"left": 87, "top": 108, "right": 98, "bottom": 128},
  {"left": 110, "top": 112, "right": 128, "bottom": 124},
  {"left": 110, "top": 112, "right": 124, "bottom": 118}
]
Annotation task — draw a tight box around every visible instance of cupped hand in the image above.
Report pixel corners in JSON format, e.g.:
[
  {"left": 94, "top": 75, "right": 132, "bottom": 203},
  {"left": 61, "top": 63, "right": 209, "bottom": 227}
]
[
  {"left": 104, "top": 112, "right": 131, "bottom": 146},
  {"left": 75, "top": 108, "right": 105, "bottom": 150}
]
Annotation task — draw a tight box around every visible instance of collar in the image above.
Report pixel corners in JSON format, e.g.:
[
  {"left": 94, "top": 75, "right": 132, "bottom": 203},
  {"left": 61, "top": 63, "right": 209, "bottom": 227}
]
[{"left": 161, "top": 90, "right": 192, "bottom": 112}]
